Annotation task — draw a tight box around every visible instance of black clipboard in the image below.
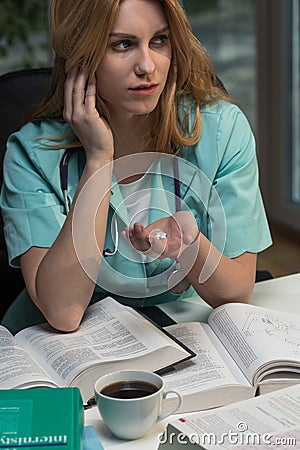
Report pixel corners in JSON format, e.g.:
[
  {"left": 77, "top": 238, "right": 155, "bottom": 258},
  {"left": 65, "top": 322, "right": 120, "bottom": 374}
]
[{"left": 133, "top": 305, "right": 196, "bottom": 375}]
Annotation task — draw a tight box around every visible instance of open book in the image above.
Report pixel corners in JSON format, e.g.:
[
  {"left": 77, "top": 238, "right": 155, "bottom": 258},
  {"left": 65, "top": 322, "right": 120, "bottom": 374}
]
[
  {"left": 0, "top": 297, "right": 194, "bottom": 403},
  {"left": 159, "top": 384, "right": 300, "bottom": 449},
  {"left": 161, "top": 302, "right": 300, "bottom": 413}
]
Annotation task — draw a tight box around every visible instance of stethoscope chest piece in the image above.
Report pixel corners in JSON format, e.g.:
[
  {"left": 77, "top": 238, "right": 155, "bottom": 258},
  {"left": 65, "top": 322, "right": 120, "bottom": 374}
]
[{"left": 167, "top": 263, "right": 191, "bottom": 295}]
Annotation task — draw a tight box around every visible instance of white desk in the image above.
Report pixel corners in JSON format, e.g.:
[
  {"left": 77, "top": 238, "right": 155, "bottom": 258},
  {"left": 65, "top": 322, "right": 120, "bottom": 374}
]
[{"left": 85, "top": 273, "right": 300, "bottom": 449}]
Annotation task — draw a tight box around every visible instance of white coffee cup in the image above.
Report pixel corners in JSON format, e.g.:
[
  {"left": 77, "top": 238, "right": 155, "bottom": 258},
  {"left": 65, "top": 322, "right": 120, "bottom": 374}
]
[{"left": 94, "top": 370, "right": 182, "bottom": 440}]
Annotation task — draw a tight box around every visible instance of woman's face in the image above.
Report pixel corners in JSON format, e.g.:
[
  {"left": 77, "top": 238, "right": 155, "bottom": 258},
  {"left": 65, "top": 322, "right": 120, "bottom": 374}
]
[{"left": 96, "top": 0, "right": 172, "bottom": 120}]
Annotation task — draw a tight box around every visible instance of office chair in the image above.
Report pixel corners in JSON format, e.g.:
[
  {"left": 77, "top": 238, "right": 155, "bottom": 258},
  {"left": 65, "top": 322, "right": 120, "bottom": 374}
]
[
  {"left": 0, "top": 68, "right": 52, "bottom": 320},
  {"left": 0, "top": 68, "right": 272, "bottom": 322}
]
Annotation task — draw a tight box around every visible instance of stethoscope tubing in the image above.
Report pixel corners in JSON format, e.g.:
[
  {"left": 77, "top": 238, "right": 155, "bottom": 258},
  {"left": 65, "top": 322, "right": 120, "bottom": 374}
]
[{"left": 59, "top": 149, "right": 189, "bottom": 293}]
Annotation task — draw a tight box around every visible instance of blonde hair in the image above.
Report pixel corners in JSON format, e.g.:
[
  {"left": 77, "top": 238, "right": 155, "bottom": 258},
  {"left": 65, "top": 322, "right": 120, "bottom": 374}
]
[{"left": 29, "top": 0, "right": 231, "bottom": 153}]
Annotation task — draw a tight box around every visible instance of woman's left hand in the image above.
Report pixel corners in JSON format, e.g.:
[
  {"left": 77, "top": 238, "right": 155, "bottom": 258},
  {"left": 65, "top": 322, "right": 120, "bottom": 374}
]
[{"left": 121, "top": 211, "right": 199, "bottom": 260}]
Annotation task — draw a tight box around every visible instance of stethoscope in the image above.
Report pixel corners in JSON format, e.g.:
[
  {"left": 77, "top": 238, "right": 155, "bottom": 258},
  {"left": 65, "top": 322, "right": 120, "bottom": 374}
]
[{"left": 59, "top": 148, "right": 191, "bottom": 294}]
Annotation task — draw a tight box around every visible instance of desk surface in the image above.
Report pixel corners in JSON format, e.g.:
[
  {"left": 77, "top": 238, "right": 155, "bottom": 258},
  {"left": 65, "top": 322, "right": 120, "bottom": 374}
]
[{"left": 85, "top": 273, "right": 300, "bottom": 449}]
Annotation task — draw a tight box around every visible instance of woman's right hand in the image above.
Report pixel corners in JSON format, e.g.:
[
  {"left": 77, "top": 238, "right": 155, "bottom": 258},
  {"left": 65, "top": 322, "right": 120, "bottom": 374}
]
[{"left": 63, "top": 66, "right": 114, "bottom": 162}]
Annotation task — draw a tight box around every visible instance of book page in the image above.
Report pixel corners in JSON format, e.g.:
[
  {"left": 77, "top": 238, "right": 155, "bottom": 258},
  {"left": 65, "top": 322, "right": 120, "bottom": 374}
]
[
  {"left": 163, "top": 322, "right": 252, "bottom": 395},
  {"left": 167, "top": 384, "right": 300, "bottom": 449},
  {"left": 0, "top": 325, "right": 57, "bottom": 389},
  {"left": 208, "top": 303, "right": 300, "bottom": 384},
  {"left": 15, "top": 297, "right": 189, "bottom": 386}
]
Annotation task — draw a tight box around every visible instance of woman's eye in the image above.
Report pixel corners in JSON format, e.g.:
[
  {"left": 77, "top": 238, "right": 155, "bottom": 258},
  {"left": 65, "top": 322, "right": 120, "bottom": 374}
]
[
  {"left": 112, "top": 40, "right": 133, "bottom": 51},
  {"left": 151, "top": 35, "right": 169, "bottom": 46}
]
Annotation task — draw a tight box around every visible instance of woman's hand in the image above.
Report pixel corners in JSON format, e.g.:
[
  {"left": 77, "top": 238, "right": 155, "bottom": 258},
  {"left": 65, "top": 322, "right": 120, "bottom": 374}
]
[
  {"left": 63, "top": 66, "right": 114, "bottom": 162},
  {"left": 122, "top": 211, "right": 199, "bottom": 260}
]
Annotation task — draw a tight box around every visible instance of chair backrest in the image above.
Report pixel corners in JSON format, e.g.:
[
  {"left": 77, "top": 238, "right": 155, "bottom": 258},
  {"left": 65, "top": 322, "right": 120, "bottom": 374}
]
[{"left": 0, "top": 68, "right": 52, "bottom": 320}]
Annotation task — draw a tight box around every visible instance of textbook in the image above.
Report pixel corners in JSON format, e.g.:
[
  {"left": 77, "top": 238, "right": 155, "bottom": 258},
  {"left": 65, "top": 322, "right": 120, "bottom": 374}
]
[
  {"left": 158, "top": 384, "right": 300, "bottom": 449},
  {"left": 0, "top": 297, "right": 194, "bottom": 403},
  {"left": 160, "top": 302, "right": 300, "bottom": 413},
  {"left": 0, "top": 387, "right": 83, "bottom": 449}
]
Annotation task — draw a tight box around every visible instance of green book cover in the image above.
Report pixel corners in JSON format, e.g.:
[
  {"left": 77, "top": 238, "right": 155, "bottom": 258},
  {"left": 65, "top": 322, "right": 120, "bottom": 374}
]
[{"left": 0, "top": 387, "right": 84, "bottom": 449}]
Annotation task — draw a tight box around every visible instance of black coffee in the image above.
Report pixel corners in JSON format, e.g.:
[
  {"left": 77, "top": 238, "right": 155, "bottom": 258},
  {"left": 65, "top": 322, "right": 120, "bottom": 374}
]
[{"left": 101, "top": 380, "right": 158, "bottom": 399}]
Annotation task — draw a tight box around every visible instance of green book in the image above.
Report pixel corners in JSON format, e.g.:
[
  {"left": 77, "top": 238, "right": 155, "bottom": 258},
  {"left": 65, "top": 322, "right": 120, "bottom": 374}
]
[{"left": 0, "top": 387, "right": 84, "bottom": 449}]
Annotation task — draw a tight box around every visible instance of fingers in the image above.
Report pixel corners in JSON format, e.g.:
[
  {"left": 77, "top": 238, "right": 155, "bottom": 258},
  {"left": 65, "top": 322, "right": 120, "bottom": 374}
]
[
  {"left": 121, "top": 212, "right": 199, "bottom": 260},
  {"left": 63, "top": 66, "right": 96, "bottom": 123},
  {"left": 84, "top": 77, "right": 97, "bottom": 113},
  {"left": 63, "top": 66, "right": 79, "bottom": 122},
  {"left": 122, "top": 223, "right": 150, "bottom": 252},
  {"left": 122, "top": 223, "right": 167, "bottom": 259},
  {"left": 148, "top": 229, "right": 168, "bottom": 257}
]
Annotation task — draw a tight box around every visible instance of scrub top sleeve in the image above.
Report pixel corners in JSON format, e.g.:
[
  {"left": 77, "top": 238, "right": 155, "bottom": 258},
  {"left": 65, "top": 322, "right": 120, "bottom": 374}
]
[
  {"left": 1, "top": 131, "right": 66, "bottom": 268},
  {"left": 211, "top": 106, "right": 272, "bottom": 258}
]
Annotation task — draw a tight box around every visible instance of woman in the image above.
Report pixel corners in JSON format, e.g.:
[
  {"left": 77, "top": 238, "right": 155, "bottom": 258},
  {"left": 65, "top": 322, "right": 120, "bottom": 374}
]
[{"left": 0, "top": 0, "right": 272, "bottom": 334}]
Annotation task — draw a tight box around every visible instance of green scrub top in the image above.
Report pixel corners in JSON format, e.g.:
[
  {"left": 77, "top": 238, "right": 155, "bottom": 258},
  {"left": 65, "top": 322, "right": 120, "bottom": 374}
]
[{"left": 0, "top": 100, "right": 272, "bottom": 333}]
